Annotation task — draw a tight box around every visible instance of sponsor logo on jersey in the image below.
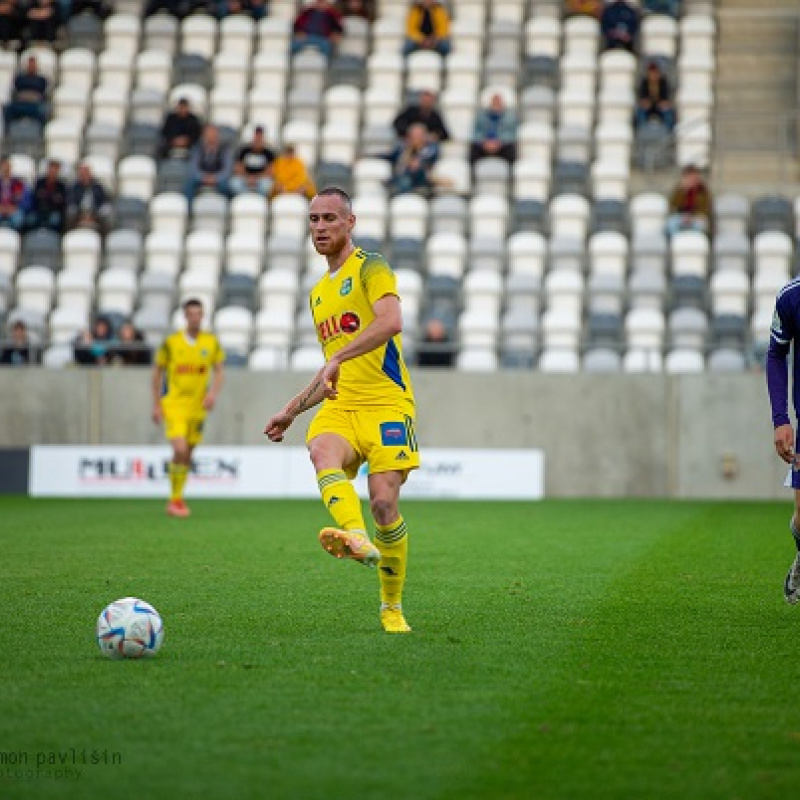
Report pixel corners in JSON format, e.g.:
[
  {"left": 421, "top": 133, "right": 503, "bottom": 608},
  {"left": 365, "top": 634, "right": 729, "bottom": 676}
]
[
  {"left": 395, "top": 450, "right": 410, "bottom": 461},
  {"left": 340, "top": 312, "right": 360, "bottom": 333},
  {"left": 315, "top": 296, "right": 322, "bottom": 306},
  {"left": 175, "top": 364, "right": 208, "bottom": 375},
  {"left": 317, "top": 312, "right": 361, "bottom": 341},
  {"left": 340, "top": 277, "right": 353, "bottom": 296}
]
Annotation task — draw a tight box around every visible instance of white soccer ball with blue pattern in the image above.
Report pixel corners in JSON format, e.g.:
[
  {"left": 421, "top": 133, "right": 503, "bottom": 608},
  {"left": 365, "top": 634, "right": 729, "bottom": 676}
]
[{"left": 96, "top": 597, "right": 164, "bottom": 659}]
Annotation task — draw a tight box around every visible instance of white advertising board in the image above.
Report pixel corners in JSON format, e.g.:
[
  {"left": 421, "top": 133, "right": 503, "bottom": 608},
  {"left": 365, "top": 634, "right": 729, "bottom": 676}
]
[{"left": 29, "top": 446, "right": 544, "bottom": 500}]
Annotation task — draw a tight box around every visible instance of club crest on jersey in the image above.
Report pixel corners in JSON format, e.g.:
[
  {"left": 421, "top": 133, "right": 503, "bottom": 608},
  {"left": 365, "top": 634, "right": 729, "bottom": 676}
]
[{"left": 340, "top": 277, "right": 353, "bottom": 296}]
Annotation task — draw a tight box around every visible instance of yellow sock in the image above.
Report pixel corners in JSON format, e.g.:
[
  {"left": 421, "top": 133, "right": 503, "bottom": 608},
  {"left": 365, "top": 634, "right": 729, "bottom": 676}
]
[
  {"left": 375, "top": 516, "right": 408, "bottom": 605},
  {"left": 316, "top": 469, "right": 367, "bottom": 531},
  {"left": 169, "top": 462, "right": 189, "bottom": 501}
]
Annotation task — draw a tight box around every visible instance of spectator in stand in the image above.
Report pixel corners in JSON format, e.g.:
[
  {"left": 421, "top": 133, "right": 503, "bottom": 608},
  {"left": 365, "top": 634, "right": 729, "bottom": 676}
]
[
  {"left": 270, "top": 143, "right": 316, "bottom": 200},
  {"left": 469, "top": 92, "right": 518, "bottom": 166},
  {"left": 601, "top": 0, "right": 640, "bottom": 53},
  {"left": 565, "top": 0, "right": 602, "bottom": 18},
  {"left": 0, "top": 320, "right": 37, "bottom": 366},
  {"left": 110, "top": 322, "right": 152, "bottom": 366},
  {"left": 291, "top": 0, "right": 343, "bottom": 61},
  {"left": 0, "top": 0, "right": 22, "bottom": 47},
  {"left": 3, "top": 55, "right": 48, "bottom": 132},
  {"left": 417, "top": 318, "right": 454, "bottom": 368},
  {"left": 230, "top": 125, "right": 275, "bottom": 197},
  {"left": 66, "top": 162, "right": 112, "bottom": 233},
  {"left": 73, "top": 317, "right": 114, "bottom": 366},
  {"left": 335, "top": 0, "right": 375, "bottom": 22},
  {"left": 158, "top": 97, "right": 202, "bottom": 160},
  {"left": 403, "top": 0, "right": 450, "bottom": 57},
  {"left": 215, "top": 0, "right": 268, "bottom": 20},
  {"left": 25, "top": 0, "right": 61, "bottom": 44},
  {"left": 31, "top": 159, "right": 66, "bottom": 232},
  {"left": 0, "top": 157, "right": 31, "bottom": 231},
  {"left": 185, "top": 124, "right": 233, "bottom": 201},
  {"left": 392, "top": 89, "right": 450, "bottom": 144},
  {"left": 385, "top": 122, "right": 439, "bottom": 197},
  {"left": 71, "top": 0, "right": 113, "bottom": 18},
  {"left": 636, "top": 61, "right": 675, "bottom": 131},
  {"left": 666, "top": 164, "right": 712, "bottom": 236}
]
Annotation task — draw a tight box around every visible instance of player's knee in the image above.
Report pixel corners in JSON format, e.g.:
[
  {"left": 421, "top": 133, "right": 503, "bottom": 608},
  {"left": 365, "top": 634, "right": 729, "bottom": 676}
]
[
  {"left": 370, "top": 495, "right": 398, "bottom": 526},
  {"left": 308, "top": 443, "right": 330, "bottom": 472}
]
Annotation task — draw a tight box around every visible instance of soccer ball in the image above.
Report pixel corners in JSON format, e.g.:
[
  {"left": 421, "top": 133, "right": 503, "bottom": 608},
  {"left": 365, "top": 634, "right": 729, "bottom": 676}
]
[{"left": 96, "top": 597, "right": 164, "bottom": 660}]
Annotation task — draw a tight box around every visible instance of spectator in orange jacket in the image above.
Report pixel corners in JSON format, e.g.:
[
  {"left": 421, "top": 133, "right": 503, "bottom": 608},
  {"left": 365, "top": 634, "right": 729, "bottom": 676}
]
[{"left": 403, "top": 0, "right": 450, "bottom": 57}]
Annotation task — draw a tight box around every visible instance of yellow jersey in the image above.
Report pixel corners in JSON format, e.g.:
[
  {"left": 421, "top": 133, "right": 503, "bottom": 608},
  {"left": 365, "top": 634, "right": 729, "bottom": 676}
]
[
  {"left": 156, "top": 331, "right": 225, "bottom": 414},
  {"left": 310, "top": 247, "right": 415, "bottom": 414}
]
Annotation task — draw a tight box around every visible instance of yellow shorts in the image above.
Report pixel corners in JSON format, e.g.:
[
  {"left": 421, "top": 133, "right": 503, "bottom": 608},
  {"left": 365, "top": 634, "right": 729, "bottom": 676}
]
[
  {"left": 164, "top": 412, "right": 206, "bottom": 446},
  {"left": 306, "top": 406, "right": 420, "bottom": 480}
]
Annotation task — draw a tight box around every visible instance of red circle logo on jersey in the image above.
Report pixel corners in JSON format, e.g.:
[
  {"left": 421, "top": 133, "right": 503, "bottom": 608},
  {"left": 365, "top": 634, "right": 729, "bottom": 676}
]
[{"left": 340, "top": 312, "right": 360, "bottom": 333}]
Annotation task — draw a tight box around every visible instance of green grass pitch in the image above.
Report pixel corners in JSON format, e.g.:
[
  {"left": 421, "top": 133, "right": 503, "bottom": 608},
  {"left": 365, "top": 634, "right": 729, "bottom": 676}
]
[{"left": 2, "top": 497, "right": 800, "bottom": 799}]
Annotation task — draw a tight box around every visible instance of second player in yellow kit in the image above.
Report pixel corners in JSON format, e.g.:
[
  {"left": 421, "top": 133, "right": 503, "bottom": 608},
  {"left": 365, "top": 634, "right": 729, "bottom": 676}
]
[
  {"left": 265, "top": 187, "right": 419, "bottom": 633},
  {"left": 152, "top": 299, "right": 225, "bottom": 518}
]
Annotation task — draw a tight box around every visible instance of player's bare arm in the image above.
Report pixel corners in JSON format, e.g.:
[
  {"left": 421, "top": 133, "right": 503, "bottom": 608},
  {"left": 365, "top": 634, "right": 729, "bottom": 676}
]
[
  {"left": 775, "top": 424, "right": 795, "bottom": 464},
  {"left": 319, "top": 294, "right": 403, "bottom": 399},
  {"left": 264, "top": 371, "right": 329, "bottom": 442},
  {"left": 203, "top": 363, "right": 225, "bottom": 411},
  {"left": 151, "top": 364, "right": 164, "bottom": 425}
]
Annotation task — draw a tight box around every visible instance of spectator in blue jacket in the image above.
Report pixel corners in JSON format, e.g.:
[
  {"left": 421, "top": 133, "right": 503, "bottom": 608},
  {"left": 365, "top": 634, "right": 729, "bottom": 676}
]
[
  {"left": 67, "top": 163, "right": 112, "bottom": 233},
  {"left": 3, "top": 56, "right": 48, "bottom": 132},
  {"left": 185, "top": 124, "right": 234, "bottom": 201},
  {"left": 469, "top": 93, "right": 518, "bottom": 166},
  {"left": 601, "top": 0, "right": 640, "bottom": 53}
]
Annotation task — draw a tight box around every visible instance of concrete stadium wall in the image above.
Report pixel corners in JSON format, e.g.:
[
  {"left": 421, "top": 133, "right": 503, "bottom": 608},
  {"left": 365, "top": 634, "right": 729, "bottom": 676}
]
[{"left": 0, "top": 369, "right": 787, "bottom": 499}]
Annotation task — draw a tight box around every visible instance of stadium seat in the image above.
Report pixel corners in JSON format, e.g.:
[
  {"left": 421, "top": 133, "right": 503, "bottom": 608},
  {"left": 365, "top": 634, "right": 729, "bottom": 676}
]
[{"left": 98, "top": 269, "right": 137, "bottom": 315}]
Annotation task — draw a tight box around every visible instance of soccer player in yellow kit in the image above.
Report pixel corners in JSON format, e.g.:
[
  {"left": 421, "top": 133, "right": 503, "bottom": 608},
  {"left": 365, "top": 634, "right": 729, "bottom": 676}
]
[
  {"left": 152, "top": 298, "right": 225, "bottom": 518},
  {"left": 264, "top": 187, "right": 419, "bottom": 633}
]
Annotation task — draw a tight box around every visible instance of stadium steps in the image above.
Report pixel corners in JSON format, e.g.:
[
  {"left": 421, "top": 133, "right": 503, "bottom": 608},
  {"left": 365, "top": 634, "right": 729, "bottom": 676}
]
[{"left": 712, "top": 2, "right": 800, "bottom": 192}]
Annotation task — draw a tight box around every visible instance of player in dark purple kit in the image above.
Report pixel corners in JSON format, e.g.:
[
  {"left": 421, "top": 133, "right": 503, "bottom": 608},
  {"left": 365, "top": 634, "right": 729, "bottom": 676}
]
[{"left": 766, "top": 278, "right": 800, "bottom": 602}]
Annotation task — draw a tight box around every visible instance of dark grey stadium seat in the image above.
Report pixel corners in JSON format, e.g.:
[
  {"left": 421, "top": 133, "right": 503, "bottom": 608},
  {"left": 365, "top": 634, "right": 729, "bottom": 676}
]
[
  {"left": 22, "top": 229, "right": 60, "bottom": 270},
  {"left": 114, "top": 197, "right": 149, "bottom": 235},
  {"left": 68, "top": 12, "right": 104, "bottom": 52},
  {"left": 224, "top": 352, "right": 249, "bottom": 368},
  {"left": 6, "top": 118, "right": 45, "bottom": 158},
  {"left": 157, "top": 159, "right": 190, "bottom": 194},
  {"left": 125, "top": 123, "right": 160, "bottom": 158},
  {"left": 524, "top": 55, "right": 558, "bottom": 89},
  {"left": 390, "top": 237, "right": 425, "bottom": 272},
  {"left": 353, "top": 236, "right": 384, "bottom": 253},
  {"left": 554, "top": 161, "right": 588, "bottom": 196},
  {"left": 671, "top": 274, "right": 706, "bottom": 309},
  {"left": 711, "top": 313, "right": 747, "bottom": 349},
  {"left": 174, "top": 54, "right": 211, "bottom": 89},
  {"left": 593, "top": 199, "right": 628, "bottom": 234},
  {"left": 752, "top": 196, "right": 793, "bottom": 235},
  {"left": 329, "top": 55, "right": 366, "bottom": 88},
  {"left": 587, "top": 312, "right": 623, "bottom": 349},
  {"left": 513, "top": 200, "right": 547, "bottom": 234},
  {"left": 220, "top": 274, "right": 257, "bottom": 310},
  {"left": 316, "top": 162, "right": 353, "bottom": 196}
]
